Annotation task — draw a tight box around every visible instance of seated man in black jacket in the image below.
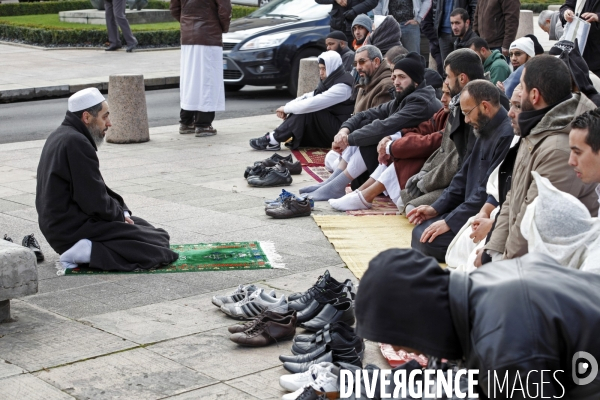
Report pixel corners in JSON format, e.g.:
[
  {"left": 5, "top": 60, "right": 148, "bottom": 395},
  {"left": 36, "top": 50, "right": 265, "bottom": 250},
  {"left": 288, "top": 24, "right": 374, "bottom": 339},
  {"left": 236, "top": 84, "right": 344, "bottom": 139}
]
[
  {"left": 300, "top": 52, "right": 442, "bottom": 201},
  {"left": 355, "top": 248, "right": 600, "bottom": 399},
  {"left": 408, "top": 80, "right": 513, "bottom": 262}
]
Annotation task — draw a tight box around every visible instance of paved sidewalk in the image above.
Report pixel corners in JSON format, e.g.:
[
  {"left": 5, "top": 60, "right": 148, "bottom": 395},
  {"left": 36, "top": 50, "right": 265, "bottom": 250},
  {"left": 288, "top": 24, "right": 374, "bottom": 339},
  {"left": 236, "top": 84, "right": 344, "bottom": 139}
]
[{"left": 0, "top": 114, "right": 389, "bottom": 399}]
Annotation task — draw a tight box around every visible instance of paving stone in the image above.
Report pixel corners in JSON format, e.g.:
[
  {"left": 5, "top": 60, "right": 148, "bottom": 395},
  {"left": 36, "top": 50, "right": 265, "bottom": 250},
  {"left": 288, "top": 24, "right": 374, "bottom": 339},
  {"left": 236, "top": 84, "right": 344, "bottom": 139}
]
[
  {"left": 0, "top": 374, "right": 74, "bottom": 399},
  {"left": 0, "top": 192, "right": 36, "bottom": 207},
  {"left": 0, "top": 198, "right": 30, "bottom": 212},
  {"left": 81, "top": 301, "right": 232, "bottom": 344},
  {"left": 36, "top": 348, "right": 216, "bottom": 400},
  {"left": 227, "top": 366, "right": 289, "bottom": 400},
  {"left": 148, "top": 328, "right": 294, "bottom": 381},
  {"left": 0, "top": 358, "right": 26, "bottom": 379},
  {"left": 165, "top": 383, "right": 259, "bottom": 399}
]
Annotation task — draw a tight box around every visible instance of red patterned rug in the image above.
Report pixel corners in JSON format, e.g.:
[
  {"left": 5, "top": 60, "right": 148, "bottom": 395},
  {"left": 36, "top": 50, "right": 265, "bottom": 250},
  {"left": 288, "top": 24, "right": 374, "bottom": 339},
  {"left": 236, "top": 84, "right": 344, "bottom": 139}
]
[
  {"left": 380, "top": 343, "right": 429, "bottom": 368},
  {"left": 291, "top": 148, "right": 331, "bottom": 183}
]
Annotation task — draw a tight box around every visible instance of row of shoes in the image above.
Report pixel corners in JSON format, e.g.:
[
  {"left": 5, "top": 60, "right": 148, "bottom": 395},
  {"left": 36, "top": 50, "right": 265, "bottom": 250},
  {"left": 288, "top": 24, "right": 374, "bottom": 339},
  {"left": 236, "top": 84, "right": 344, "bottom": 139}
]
[
  {"left": 3, "top": 233, "right": 44, "bottom": 261},
  {"left": 245, "top": 153, "right": 301, "bottom": 187},
  {"left": 264, "top": 189, "right": 313, "bottom": 219}
]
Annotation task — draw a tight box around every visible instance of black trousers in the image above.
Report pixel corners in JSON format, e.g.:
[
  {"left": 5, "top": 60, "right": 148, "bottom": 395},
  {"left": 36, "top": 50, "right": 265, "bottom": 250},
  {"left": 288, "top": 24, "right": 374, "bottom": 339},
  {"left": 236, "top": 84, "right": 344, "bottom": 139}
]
[
  {"left": 180, "top": 109, "right": 215, "bottom": 128},
  {"left": 272, "top": 110, "right": 347, "bottom": 149},
  {"left": 411, "top": 214, "right": 456, "bottom": 262}
]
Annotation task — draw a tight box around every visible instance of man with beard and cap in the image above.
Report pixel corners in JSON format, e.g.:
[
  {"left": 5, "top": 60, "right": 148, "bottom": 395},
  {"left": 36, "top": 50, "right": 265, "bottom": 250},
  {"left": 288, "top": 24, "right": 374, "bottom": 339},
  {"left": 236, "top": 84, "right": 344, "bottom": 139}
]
[
  {"left": 249, "top": 51, "right": 354, "bottom": 151},
  {"left": 450, "top": 8, "right": 478, "bottom": 51},
  {"left": 325, "top": 31, "right": 355, "bottom": 72},
  {"left": 298, "top": 52, "right": 441, "bottom": 201},
  {"left": 350, "top": 14, "right": 372, "bottom": 50},
  {"left": 483, "top": 55, "right": 599, "bottom": 265},
  {"left": 408, "top": 80, "right": 513, "bottom": 262},
  {"left": 497, "top": 36, "right": 538, "bottom": 98},
  {"left": 354, "top": 248, "right": 600, "bottom": 398},
  {"left": 36, "top": 88, "right": 179, "bottom": 272}
]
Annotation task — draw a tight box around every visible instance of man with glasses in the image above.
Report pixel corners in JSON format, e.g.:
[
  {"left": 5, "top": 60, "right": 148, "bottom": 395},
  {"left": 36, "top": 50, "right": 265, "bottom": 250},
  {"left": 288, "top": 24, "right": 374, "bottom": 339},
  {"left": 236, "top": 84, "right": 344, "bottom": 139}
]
[
  {"left": 408, "top": 80, "right": 513, "bottom": 262},
  {"left": 353, "top": 45, "right": 395, "bottom": 113}
]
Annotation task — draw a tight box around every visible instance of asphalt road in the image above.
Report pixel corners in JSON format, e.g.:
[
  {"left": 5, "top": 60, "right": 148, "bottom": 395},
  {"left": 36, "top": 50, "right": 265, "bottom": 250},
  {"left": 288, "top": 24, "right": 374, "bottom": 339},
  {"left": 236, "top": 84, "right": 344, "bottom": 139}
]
[{"left": 0, "top": 86, "right": 293, "bottom": 144}]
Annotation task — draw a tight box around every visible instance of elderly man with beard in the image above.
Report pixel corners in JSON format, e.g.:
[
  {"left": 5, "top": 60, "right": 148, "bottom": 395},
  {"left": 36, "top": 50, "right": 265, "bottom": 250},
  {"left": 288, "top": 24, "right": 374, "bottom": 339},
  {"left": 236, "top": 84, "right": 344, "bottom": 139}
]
[
  {"left": 325, "top": 31, "right": 355, "bottom": 72},
  {"left": 353, "top": 45, "right": 395, "bottom": 113},
  {"left": 483, "top": 55, "right": 599, "bottom": 264},
  {"left": 36, "top": 88, "right": 179, "bottom": 272},
  {"left": 408, "top": 80, "right": 513, "bottom": 262},
  {"left": 299, "top": 52, "right": 441, "bottom": 201}
]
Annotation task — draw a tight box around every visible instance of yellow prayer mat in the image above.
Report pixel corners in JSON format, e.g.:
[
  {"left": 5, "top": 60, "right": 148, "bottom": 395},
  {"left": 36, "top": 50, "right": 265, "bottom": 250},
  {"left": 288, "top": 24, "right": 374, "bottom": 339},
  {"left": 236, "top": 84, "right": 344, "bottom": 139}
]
[{"left": 313, "top": 215, "right": 445, "bottom": 279}]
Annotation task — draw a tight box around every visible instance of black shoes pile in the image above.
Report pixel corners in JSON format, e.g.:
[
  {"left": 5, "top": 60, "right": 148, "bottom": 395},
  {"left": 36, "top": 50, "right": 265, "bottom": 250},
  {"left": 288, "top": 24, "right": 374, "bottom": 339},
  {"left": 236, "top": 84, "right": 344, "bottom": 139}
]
[
  {"left": 3, "top": 233, "right": 44, "bottom": 261},
  {"left": 245, "top": 154, "right": 301, "bottom": 187}
]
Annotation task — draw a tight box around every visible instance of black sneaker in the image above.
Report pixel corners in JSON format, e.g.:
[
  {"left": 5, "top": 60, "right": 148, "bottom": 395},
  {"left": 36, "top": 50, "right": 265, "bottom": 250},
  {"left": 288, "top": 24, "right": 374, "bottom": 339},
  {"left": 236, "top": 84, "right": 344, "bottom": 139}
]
[
  {"left": 247, "top": 164, "right": 292, "bottom": 187},
  {"left": 244, "top": 164, "right": 267, "bottom": 179},
  {"left": 262, "top": 153, "right": 292, "bottom": 167},
  {"left": 249, "top": 133, "right": 281, "bottom": 151},
  {"left": 3, "top": 234, "right": 13, "bottom": 242},
  {"left": 22, "top": 233, "right": 44, "bottom": 261}
]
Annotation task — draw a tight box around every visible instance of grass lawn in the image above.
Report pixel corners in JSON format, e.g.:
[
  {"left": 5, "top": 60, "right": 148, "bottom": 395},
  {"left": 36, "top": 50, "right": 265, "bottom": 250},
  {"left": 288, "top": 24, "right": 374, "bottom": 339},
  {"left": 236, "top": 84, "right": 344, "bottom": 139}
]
[{"left": 0, "top": 13, "right": 180, "bottom": 30}]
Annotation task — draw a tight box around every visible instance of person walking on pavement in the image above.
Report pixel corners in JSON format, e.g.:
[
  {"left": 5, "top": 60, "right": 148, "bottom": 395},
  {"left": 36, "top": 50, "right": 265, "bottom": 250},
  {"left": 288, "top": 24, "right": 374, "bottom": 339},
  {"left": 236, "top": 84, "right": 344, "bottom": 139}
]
[
  {"left": 104, "top": 0, "right": 138, "bottom": 52},
  {"left": 171, "top": 0, "right": 231, "bottom": 137}
]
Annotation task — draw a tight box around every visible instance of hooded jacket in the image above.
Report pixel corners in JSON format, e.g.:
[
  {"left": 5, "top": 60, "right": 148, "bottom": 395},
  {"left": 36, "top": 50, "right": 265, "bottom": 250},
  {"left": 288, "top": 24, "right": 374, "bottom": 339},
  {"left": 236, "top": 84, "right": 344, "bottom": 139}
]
[
  {"left": 483, "top": 49, "right": 511, "bottom": 84},
  {"left": 473, "top": 0, "right": 520, "bottom": 49},
  {"left": 342, "top": 82, "right": 442, "bottom": 147},
  {"left": 486, "top": 93, "right": 599, "bottom": 259},
  {"left": 353, "top": 59, "right": 395, "bottom": 113},
  {"left": 364, "top": 16, "right": 402, "bottom": 56}
]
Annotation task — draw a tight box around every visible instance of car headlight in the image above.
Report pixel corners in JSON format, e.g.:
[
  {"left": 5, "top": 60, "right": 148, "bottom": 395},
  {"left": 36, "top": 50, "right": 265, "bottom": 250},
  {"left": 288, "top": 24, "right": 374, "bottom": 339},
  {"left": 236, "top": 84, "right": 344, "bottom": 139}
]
[{"left": 240, "top": 32, "right": 291, "bottom": 50}]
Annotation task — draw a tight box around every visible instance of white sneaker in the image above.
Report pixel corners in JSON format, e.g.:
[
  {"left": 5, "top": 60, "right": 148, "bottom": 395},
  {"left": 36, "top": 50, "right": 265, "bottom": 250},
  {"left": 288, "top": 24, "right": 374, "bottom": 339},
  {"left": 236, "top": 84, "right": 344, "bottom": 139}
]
[
  {"left": 281, "top": 372, "right": 339, "bottom": 400},
  {"left": 280, "top": 362, "right": 335, "bottom": 392},
  {"left": 212, "top": 284, "right": 262, "bottom": 307},
  {"left": 220, "top": 288, "right": 287, "bottom": 319}
]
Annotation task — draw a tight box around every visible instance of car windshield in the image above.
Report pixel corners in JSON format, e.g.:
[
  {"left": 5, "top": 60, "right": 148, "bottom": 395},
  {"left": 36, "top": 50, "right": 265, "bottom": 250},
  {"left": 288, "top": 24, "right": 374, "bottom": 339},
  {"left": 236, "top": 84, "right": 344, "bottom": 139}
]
[{"left": 248, "top": 0, "right": 332, "bottom": 20}]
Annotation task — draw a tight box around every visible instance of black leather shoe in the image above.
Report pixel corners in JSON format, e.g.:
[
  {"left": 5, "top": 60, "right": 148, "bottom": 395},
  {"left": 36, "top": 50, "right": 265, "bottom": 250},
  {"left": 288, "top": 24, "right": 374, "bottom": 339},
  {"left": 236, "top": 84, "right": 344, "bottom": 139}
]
[
  {"left": 105, "top": 45, "right": 122, "bottom": 51},
  {"left": 261, "top": 153, "right": 293, "bottom": 167},
  {"left": 289, "top": 281, "right": 354, "bottom": 312},
  {"left": 247, "top": 163, "right": 292, "bottom": 187},
  {"left": 292, "top": 324, "right": 360, "bottom": 355},
  {"left": 293, "top": 321, "right": 355, "bottom": 343},
  {"left": 126, "top": 43, "right": 137, "bottom": 52},
  {"left": 288, "top": 270, "right": 352, "bottom": 302},
  {"left": 283, "top": 348, "right": 362, "bottom": 374},
  {"left": 300, "top": 299, "right": 355, "bottom": 332}
]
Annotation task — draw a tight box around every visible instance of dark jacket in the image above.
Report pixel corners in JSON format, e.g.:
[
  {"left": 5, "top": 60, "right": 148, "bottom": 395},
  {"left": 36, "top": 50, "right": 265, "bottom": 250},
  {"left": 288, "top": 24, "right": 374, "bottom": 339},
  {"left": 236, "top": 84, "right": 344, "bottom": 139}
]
[
  {"left": 450, "top": 252, "right": 600, "bottom": 398},
  {"left": 170, "top": 0, "right": 231, "bottom": 46},
  {"left": 430, "top": 107, "right": 513, "bottom": 233},
  {"left": 315, "top": 0, "right": 378, "bottom": 35},
  {"left": 339, "top": 46, "right": 355, "bottom": 72},
  {"left": 473, "top": 0, "right": 519, "bottom": 49},
  {"left": 434, "top": 0, "right": 477, "bottom": 34},
  {"left": 453, "top": 27, "right": 478, "bottom": 50},
  {"left": 342, "top": 82, "right": 442, "bottom": 147},
  {"left": 560, "top": 0, "right": 600, "bottom": 72},
  {"left": 364, "top": 15, "right": 402, "bottom": 56}
]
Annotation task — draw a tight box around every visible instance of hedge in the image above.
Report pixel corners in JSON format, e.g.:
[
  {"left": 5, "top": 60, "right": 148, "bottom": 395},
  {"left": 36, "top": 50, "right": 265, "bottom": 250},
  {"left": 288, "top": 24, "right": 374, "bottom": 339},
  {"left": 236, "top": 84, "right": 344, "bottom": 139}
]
[{"left": 521, "top": 3, "right": 561, "bottom": 12}]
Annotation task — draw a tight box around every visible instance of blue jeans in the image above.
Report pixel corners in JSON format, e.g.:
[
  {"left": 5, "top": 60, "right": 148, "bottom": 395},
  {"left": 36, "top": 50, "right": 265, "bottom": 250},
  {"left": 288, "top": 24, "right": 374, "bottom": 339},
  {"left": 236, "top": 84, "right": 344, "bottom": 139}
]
[{"left": 399, "top": 22, "right": 421, "bottom": 54}]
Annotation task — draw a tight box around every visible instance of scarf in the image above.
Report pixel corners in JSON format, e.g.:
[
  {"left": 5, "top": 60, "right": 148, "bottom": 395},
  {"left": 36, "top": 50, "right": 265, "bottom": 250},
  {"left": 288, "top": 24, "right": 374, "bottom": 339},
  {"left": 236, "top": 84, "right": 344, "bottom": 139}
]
[
  {"left": 518, "top": 94, "right": 572, "bottom": 137},
  {"left": 314, "top": 65, "right": 347, "bottom": 95}
]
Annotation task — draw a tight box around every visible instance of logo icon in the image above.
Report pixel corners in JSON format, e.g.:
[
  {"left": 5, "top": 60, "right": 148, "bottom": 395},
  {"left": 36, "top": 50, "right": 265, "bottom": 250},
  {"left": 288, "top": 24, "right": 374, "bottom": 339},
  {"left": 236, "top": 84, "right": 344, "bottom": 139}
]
[{"left": 572, "top": 351, "right": 598, "bottom": 386}]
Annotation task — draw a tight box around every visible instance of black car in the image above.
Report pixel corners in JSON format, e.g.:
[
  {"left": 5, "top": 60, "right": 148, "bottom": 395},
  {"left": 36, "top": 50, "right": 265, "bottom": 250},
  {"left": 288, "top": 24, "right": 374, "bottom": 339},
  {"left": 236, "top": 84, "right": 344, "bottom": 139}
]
[{"left": 222, "top": 0, "right": 332, "bottom": 95}]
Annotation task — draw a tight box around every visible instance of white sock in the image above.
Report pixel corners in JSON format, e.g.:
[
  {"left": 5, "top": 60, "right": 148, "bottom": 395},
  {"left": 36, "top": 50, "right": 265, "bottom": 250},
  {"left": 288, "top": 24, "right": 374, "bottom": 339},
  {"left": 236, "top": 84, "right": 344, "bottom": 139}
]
[
  {"left": 329, "top": 191, "right": 372, "bottom": 211},
  {"left": 268, "top": 132, "right": 278, "bottom": 145},
  {"left": 59, "top": 239, "right": 92, "bottom": 269}
]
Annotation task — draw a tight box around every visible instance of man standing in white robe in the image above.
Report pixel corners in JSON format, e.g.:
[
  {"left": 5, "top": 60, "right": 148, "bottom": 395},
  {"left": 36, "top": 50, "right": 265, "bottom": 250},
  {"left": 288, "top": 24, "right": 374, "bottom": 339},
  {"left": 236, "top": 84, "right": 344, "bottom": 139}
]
[{"left": 170, "top": 0, "right": 231, "bottom": 137}]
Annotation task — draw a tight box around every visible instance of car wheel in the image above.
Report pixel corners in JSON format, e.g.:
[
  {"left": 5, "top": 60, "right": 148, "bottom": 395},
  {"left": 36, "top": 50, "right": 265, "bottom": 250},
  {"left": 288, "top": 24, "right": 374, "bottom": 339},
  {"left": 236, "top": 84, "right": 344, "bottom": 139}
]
[
  {"left": 287, "top": 48, "right": 322, "bottom": 97},
  {"left": 225, "top": 84, "right": 245, "bottom": 92}
]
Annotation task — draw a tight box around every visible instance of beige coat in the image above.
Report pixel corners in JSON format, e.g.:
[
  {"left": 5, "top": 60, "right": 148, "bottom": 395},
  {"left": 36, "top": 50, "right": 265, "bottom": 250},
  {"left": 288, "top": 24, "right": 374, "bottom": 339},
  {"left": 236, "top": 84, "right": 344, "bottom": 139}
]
[
  {"left": 353, "top": 59, "right": 394, "bottom": 113},
  {"left": 486, "top": 93, "right": 599, "bottom": 259}
]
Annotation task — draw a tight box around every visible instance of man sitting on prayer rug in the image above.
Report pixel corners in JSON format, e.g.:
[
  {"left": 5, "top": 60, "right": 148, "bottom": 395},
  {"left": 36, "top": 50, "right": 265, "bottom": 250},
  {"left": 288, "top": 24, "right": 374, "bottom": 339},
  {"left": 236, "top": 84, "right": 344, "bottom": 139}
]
[{"left": 36, "top": 88, "right": 179, "bottom": 272}]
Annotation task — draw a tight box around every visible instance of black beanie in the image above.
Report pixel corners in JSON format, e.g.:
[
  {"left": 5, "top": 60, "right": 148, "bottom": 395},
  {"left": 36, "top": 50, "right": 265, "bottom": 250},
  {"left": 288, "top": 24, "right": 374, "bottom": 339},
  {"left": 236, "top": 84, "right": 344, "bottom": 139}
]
[
  {"left": 394, "top": 52, "right": 425, "bottom": 84},
  {"left": 355, "top": 248, "right": 463, "bottom": 360},
  {"left": 326, "top": 30, "right": 348, "bottom": 42},
  {"left": 525, "top": 34, "right": 544, "bottom": 55}
]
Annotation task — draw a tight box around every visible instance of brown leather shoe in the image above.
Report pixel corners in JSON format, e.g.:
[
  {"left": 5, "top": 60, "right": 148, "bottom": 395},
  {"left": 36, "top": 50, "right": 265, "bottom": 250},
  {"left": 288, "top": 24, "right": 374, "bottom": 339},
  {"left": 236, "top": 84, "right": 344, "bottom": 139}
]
[
  {"left": 265, "top": 197, "right": 312, "bottom": 219},
  {"left": 228, "top": 309, "right": 296, "bottom": 334},
  {"left": 230, "top": 316, "right": 296, "bottom": 347}
]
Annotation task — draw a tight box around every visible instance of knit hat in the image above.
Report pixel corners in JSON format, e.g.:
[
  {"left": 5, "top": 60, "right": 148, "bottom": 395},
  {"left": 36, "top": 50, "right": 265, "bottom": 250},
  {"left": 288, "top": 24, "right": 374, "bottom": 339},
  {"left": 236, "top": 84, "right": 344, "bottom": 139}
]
[
  {"left": 510, "top": 37, "right": 535, "bottom": 58},
  {"left": 394, "top": 52, "right": 425, "bottom": 84},
  {"left": 351, "top": 14, "right": 373, "bottom": 33},
  {"left": 326, "top": 30, "right": 348, "bottom": 42},
  {"left": 68, "top": 87, "right": 105, "bottom": 112},
  {"left": 525, "top": 34, "right": 544, "bottom": 55},
  {"left": 355, "top": 248, "right": 463, "bottom": 360}
]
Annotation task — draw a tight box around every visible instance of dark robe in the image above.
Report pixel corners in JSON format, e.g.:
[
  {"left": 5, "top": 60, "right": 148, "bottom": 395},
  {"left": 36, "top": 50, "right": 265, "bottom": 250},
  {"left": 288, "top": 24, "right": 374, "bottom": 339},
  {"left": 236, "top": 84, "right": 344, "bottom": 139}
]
[{"left": 36, "top": 112, "right": 179, "bottom": 272}]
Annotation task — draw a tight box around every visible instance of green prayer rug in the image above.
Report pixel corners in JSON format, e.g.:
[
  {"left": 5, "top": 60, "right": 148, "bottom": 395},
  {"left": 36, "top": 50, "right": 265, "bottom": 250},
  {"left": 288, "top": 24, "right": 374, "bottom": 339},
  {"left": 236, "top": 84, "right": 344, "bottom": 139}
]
[{"left": 63, "top": 241, "right": 285, "bottom": 275}]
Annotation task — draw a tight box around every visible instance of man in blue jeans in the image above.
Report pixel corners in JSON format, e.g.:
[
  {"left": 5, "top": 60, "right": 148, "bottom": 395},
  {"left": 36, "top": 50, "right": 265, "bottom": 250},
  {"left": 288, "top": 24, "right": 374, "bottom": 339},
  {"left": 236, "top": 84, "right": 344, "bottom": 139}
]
[{"left": 386, "top": 0, "right": 431, "bottom": 53}]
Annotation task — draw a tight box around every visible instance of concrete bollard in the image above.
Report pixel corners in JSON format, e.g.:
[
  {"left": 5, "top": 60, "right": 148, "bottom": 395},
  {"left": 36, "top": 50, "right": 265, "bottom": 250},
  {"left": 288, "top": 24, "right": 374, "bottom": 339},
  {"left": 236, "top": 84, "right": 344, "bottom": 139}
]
[
  {"left": 297, "top": 57, "right": 321, "bottom": 98},
  {"left": 0, "top": 240, "right": 38, "bottom": 323},
  {"left": 106, "top": 74, "right": 150, "bottom": 144},
  {"left": 516, "top": 10, "right": 534, "bottom": 39}
]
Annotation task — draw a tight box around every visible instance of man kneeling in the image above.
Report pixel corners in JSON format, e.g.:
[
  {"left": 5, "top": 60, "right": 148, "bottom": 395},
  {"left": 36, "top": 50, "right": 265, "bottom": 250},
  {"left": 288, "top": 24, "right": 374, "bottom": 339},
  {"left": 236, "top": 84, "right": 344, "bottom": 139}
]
[{"left": 36, "top": 88, "right": 179, "bottom": 272}]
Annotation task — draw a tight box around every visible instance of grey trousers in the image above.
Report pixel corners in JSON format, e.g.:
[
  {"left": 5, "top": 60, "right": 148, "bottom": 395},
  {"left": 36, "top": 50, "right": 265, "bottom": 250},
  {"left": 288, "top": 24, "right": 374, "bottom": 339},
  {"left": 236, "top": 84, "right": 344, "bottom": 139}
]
[
  {"left": 438, "top": 32, "right": 455, "bottom": 67},
  {"left": 105, "top": 0, "right": 137, "bottom": 47}
]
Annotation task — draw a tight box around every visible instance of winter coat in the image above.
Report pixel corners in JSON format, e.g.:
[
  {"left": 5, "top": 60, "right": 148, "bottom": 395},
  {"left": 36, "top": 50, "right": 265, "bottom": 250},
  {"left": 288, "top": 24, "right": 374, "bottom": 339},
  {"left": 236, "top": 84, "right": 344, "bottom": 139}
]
[
  {"left": 430, "top": 107, "right": 513, "bottom": 233},
  {"left": 342, "top": 82, "right": 442, "bottom": 147},
  {"left": 374, "top": 0, "right": 432, "bottom": 23},
  {"left": 354, "top": 59, "right": 395, "bottom": 113},
  {"left": 473, "top": 0, "right": 519, "bottom": 49},
  {"left": 390, "top": 107, "right": 448, "bottom": 188},
  {"left": 316, "top": 0, "right": 378, "bottom": 35},
  {"left": 433, "top": 0, "right": 477, "bottom": 34},
  {"left": 560, "top": 0, "right": 600, "bottom": 72},
  {"left": 364, "top": 16, "right": 402, "bottom": 56},
  {"left": 453, "top": 27, "right": 478, "bottom": 50},
  {"left": 483, "top": 49, "right": 511, "bottom": 84},
  {"left": 486, "top": 93, "right": 600, "bottom": 259},
  {"left": 170, "top": 0, "right": 231, "bottom": 46},
  {"left": 339, "top": 46, "right": 356, "bottom": 72}
]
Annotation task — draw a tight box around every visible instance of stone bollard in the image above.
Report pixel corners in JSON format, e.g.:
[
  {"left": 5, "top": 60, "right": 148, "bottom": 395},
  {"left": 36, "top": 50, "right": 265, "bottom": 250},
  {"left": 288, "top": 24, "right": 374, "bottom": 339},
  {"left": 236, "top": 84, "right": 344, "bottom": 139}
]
[
  {"left": 297, "top": 57, "right": 321, "bottom": 98},
  {"left": 106, "top": 74, "right": 150, "bottom": 144},
  {"left": 0, "top": 240, "right": 38, "bottom": 323},
  {"left": 516, "top": 10, "right": 534, "bottom": 39}
]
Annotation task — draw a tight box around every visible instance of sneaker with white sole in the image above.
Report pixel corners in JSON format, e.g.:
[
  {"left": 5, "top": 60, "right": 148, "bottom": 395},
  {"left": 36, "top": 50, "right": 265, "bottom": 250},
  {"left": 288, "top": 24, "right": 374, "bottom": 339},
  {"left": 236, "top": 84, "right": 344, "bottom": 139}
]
[
  {"left": 281, "top": 372, "right": 340, "bottom": 400},
  {"left": 212, "top": 284, "right": 272, "bottom": 308},
  {"left": 279, "top": 362, "right": 335, "bottom": 392},
  {"left": 221, "top": 288, "right": 288, "bottom": 320},
  {"left": 249, "top": 133, "right": 281, "bottom": 151}
]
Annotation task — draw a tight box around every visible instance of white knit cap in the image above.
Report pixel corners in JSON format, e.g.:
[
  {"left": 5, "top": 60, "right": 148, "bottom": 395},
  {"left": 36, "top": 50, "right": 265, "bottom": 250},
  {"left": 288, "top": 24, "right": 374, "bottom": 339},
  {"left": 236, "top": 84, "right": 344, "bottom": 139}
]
[
  {"left": 67, "top": 87, "right": 105, "bottom": 112},
  {"left": 510, "top": 37, "right": 535, "bottom": 58}
]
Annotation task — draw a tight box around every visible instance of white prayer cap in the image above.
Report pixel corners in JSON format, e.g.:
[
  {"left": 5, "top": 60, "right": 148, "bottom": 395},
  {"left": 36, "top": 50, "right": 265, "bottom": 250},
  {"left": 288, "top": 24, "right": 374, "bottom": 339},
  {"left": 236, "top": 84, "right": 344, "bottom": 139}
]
[
  {"left": 510, "top": 37, "right": 535, "bottom": 58},
  {"left": 68, "top": 87, "right": 105, "bottom": 112}
]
